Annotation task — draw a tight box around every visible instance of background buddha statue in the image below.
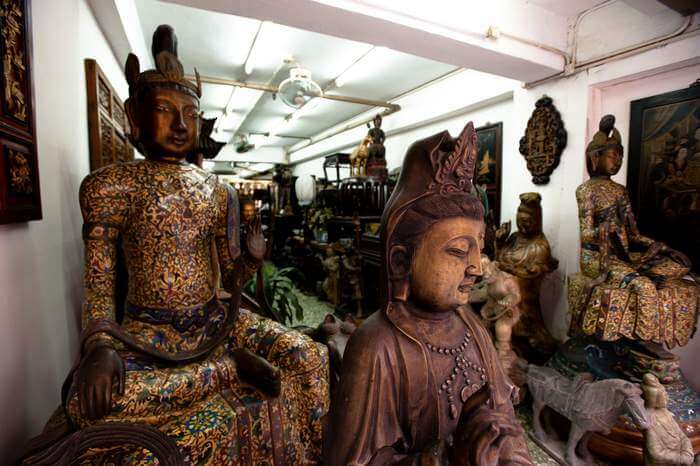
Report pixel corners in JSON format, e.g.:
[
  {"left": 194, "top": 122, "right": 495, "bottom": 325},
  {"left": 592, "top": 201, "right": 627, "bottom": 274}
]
[
  {"left": 324, "top": 122, "right": 532, "bottom": 466},
  {"left": 495, "top": 192, "right": 559, "bottom": 362},
  {"left": 570, "top": 115, "right": 698, "bottom": 364},
  {"left": 21, "top": 25, "right": 328, "bottom": 465}
]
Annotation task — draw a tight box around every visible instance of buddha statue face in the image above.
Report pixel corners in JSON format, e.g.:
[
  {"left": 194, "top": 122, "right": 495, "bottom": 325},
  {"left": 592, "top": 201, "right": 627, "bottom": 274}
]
[
  {"left": 516, "top": 208, "right": 536, "bottom": 236},
  {"left": 591, "top": 147, "right": 622, "bottom": 177},
  {"left": 391, "top": 216, "right": 483, "bottom": 313},
  {"left": 128, "top": 87, "right": 200, "bottom": 161},
  {"left": 241, "top": 201, "right": 256, "bottom": 224}
]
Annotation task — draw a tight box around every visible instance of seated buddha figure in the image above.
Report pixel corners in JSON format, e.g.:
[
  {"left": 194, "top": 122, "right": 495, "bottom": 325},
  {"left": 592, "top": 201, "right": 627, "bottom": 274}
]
[
  {"left": 572, "top": 115, "right": 697, "bottom": 354},
  {"left": 324, "top": 123, "right": 532, "bottom": 466},
  {"left": 23, "top": 26, "right": 328, "bottom": 465}
]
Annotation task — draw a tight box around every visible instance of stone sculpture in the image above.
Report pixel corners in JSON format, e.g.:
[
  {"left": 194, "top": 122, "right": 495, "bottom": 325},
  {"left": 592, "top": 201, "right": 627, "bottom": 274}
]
[
  {"left": 324, "top": 122, "right": 532, "bottom": 465},
  {"left": 496, "top": 192, "right": 559, "bottom": 362},
  {"left": 471, "top": 255, "right": 526, "bottom": 393},
  {"left": 642, "top": 374, "right": 694, "bottom": 466},
  {"left": 20, "top": 25, "right": 328, "bottom": 465},
  {"left": 569, "top": 115, "right": 698, "bottom": 361},
  {"left": 528, "top": 365, "right": 651, "bottom": 466}
]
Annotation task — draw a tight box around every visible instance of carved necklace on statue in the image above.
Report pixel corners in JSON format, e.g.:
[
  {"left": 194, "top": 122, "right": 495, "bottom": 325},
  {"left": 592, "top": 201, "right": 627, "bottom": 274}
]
[{"left": 424, "top": 329, "right": 489, "bottom": 419}]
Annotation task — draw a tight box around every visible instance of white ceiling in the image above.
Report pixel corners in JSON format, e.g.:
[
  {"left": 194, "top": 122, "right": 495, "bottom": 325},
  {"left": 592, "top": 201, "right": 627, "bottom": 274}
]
[
  {"left": 134, "top": 0, "right": 456, "bottom": 153},
  {"left": 527, "top": 0, "right": 608, "bottom": 17}
]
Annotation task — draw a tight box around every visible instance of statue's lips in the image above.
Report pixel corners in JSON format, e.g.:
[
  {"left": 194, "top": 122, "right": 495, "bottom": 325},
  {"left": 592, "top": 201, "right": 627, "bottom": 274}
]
[{"left": 170, "top": 136, "right": 188, "bottom": 146}]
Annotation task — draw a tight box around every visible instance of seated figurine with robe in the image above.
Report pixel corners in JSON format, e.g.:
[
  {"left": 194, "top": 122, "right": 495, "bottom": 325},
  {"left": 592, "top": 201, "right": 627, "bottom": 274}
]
[
  {"left": 324, "top": 122, "right": 532, "bottom": 465},
  {"left": 21, "top": 26, "right": 328, "bottom": 465},
  {"left": 570, "top": 115, "right": 697, "bottom": 358}
]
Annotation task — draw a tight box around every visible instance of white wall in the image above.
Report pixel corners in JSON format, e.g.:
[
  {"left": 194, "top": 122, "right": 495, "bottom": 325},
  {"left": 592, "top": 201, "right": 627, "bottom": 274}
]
[
  {"left": 292, "top": 34, "right": 700, "bottom": 389},
  {"left": 0, "top": 0, "right": 127, "bottom": 459}
]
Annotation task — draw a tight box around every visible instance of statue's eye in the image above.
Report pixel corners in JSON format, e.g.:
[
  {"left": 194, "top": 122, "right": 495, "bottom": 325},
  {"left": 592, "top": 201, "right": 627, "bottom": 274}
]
[{"left": 447, "top": 247, "right": 468, "bottom": 258}]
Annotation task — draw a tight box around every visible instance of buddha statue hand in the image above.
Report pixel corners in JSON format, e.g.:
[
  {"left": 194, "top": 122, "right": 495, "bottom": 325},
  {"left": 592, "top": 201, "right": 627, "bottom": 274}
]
[
  {"left": 450, "top": 384, "right": 530, "bottom": 466},
  {"left": 495, "top": 221, "right": 511, "bottom": 245},
  {"left": 245, "top": 214, "right": 266, "bottom": 262},
  {"left": 77, "top": 343, "right": 125, "bottom": 420},
  {"left": 231, "top": 348, "right": 281, "bottom": 397}
]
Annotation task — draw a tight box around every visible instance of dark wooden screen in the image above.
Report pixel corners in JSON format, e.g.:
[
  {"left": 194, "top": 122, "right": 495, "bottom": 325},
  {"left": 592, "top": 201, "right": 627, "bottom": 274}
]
[
  {"left": 0, "top": 0, "right": 42, "bottom": 224},
  {"left": 85, "top": 58, "right": 133, "bottom": 171}
]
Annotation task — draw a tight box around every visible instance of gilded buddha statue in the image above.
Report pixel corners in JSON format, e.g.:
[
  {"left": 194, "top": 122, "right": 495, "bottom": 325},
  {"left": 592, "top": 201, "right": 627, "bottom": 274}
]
[
  {"left": 21, "top": 26, "right": 328, "bottom": 465},
  {"left": 570, "top": 115, "right": 697, "bottom": 358},
  {"left": 324, "top": 122, "right": 532, "bottom": 465}
]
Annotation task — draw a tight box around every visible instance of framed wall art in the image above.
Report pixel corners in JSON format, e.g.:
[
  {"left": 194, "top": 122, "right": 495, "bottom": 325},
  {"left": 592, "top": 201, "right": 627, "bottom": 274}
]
[
  {"left": 85, "top": 58, "right": 133, "bottom": 171},
  {"left": 475, "top": 122, "right": 503, "bottom": 224},
  {"left": 628, "top": 81, "right": 700, "bottom": 272},
  {"left": 0, "top": 0, "right": 42, "bottom": 224}
]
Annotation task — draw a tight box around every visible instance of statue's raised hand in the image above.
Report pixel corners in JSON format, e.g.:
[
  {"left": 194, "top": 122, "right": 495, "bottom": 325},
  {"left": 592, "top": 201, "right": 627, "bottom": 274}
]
[
  {"left": 77, "top": 344, "right": 125, "bottom": 420},
  {"left": 245, "top": 214, "right": 266, "bottom": 261},
  {"left": 451, "top": 384, "right": 530, "bottom": 466},
  {"left": 495, "top": 221, "right": 511, "bottom": 244}
]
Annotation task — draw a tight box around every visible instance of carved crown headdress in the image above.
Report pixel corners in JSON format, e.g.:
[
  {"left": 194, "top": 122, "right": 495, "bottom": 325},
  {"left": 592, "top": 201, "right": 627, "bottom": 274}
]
[{"left": 125, "top": 25, "right": 201, "bottom": 100}]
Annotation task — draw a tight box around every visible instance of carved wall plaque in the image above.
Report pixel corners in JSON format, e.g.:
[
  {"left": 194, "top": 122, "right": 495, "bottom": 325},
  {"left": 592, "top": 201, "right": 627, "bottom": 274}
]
[
  {"left": 0, "top": 0, "right": 42, "bottom": 224},
  {"left": 518, "top": 96, "right": 567, "bottom": 185},
  {"left": 85, "top": 59, "right": 133, "bottom": 171}
]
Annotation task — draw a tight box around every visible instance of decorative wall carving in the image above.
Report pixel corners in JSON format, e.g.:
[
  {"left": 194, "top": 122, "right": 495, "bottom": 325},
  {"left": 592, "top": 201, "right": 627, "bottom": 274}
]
[
  {"left": 519, "top": 96, "right": 567, "bottom": 185},
  {"left": 85, "top": 59, "right": 133, "bottom": 171},
  {"left": 0, "top": 0, "right": 41, "bottom": 224}
]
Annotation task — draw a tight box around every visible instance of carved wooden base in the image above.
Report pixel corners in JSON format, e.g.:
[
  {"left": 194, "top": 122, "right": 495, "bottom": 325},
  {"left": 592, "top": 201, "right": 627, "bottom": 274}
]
[{"left": 588, "top": 419, "right": 700, "bottom": 465}]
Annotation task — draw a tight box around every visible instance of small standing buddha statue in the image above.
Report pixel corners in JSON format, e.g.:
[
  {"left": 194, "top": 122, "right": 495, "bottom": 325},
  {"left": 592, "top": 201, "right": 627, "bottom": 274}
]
[
  {"left": 571, "top": 115, "right": 697, "bottom": 363},
  {"left": 22, "top": 25, "right": 328, "bottom": 465},
  {"left": 495, "top": 192, "right": 559, "bottom": 362},
  {"left": 324, "top": 122, "right": 532, "bottom": 466}
]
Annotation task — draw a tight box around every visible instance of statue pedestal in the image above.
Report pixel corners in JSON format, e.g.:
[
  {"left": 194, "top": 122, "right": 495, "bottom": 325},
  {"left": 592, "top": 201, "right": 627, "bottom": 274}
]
[{"left": 548, "top": 335, "right": 700, "bottom": 465}]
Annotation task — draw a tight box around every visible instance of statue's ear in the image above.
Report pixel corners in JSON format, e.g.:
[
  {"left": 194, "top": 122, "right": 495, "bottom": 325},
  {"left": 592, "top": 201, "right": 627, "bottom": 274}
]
[
  {"left": 388, "top": 244, "right": 409, "bottom": 277},
  {"left": 388, "top": 244, "right": 410, "bottom": 301},
  {"left": 125, "top": 99, "right": 140, "bottom": 145}
]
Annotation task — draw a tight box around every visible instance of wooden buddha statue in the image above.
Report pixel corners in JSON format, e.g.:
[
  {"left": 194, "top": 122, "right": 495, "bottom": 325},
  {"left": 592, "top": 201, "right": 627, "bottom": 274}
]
[
  {"left": 21, "top": 25, "right": 328, "bottom": 465},
  {"left": 324, "top": 122, "right": 532, "bottom": 465}
]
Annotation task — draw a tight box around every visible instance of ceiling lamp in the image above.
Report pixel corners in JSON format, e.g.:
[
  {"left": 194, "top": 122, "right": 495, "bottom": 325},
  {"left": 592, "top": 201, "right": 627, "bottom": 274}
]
[{"left": 277, "top": 68, "right": 322, "bottom": 109}]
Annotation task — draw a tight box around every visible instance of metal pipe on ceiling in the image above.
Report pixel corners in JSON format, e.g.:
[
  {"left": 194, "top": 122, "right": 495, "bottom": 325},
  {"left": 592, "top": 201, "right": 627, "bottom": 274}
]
[
  {"left": 286, "top": 67, "right": 464, "bottom": 158},
  {"left": 186, "top": 74, "right": 401, "bottom": 110}
]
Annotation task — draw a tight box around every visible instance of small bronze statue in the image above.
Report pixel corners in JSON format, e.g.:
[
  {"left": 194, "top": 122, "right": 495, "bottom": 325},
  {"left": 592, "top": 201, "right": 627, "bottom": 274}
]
[
  {"left": 496, "top": 192, "right": 559, "bottom": 361},
  {"left": 641, "top": 374, "right": 694, "bottom": 466},
  {"left": 528, "top": 365, "right": 650, "bottom": 466},
  {"left": 324, "top": 122, "right": 532, "bottom": 465},
  {"left": 570, "top": 115, "right": 698, "bottom": 357},
  {"left": 341, "top": 247, "right": 364, "bottom": 317},
  {"left": 273, "top": 164, "right": 293, "bottom": 213},
  {"left": 350, "top": 135, "right": 371, "bottom": 177},
  {"left": 366, "top": 113, "right": 388, "bottom": 179}
]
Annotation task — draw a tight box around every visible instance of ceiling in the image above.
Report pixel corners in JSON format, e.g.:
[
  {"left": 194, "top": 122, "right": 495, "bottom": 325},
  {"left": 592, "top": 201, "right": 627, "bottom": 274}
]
[{"left": 135, "top": 0, "right": 457, "bottom": 155}]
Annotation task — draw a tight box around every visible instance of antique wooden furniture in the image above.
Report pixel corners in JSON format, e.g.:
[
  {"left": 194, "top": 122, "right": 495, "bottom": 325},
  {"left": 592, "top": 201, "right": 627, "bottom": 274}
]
[
  {"left": 324, "top": 122, "right": 532, "bottom": 465},
  {"left": 322, "top": 152, "right": 351, "bottom": 185},
  {"left": 85, "top": 59, "right": 133, "bottom": 171},
  {"left": 519, "top": 96, "right": 567, "bottom": 185},
  {"left": 21, "top": 25, "right": 329, "bottom": 465},
  {"left": 0, "top": 0, "right": 41, "bottom": 224}
]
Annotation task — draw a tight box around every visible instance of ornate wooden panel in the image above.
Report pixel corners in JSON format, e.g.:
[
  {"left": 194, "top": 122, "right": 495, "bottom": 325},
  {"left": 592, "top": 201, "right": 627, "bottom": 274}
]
[
  {"left": 85, "top": 58, "right": 133, "bottom": 171},
  {"left": 0, "top": 0, "right": 41, "bottom": 224},
  {"left": 519, "top": 95, "right": 567, "bottom": 185}
]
